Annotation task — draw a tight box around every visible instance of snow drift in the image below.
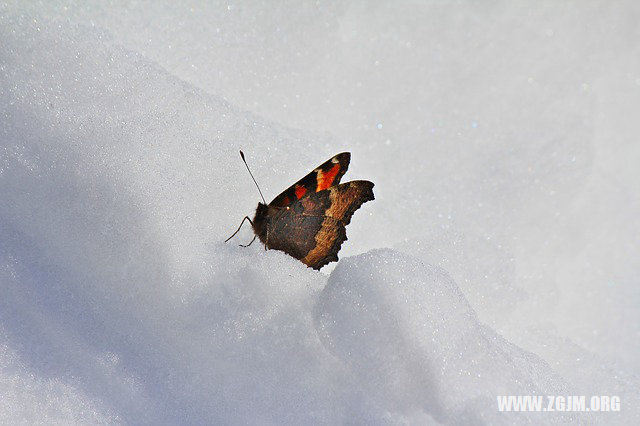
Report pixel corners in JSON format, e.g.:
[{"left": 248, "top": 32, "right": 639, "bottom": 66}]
[{"left": 1, "top": 1, "right": 639, "bottom": 424}]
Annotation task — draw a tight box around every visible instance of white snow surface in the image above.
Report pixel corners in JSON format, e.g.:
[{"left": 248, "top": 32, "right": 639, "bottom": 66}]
[{"left": 1, "top": 1, "right": 639, "bottom": 424}]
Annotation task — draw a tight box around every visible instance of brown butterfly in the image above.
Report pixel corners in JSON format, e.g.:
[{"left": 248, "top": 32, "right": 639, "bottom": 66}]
[{"left": 226, "top": 151, "right": 374, "bottom": 270}]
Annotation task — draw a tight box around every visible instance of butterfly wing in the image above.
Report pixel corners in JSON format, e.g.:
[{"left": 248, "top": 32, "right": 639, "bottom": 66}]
[
  {"left": 269, "top": 152, "right": 351, "bottom": 208},
  {"left": 265, "top": 180, "right": 374, "bottom": 269}
]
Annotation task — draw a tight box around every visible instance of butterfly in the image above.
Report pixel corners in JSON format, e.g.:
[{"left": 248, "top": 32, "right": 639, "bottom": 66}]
[{"left": 226, "top": 152, "right": 374, "bottom": 270}]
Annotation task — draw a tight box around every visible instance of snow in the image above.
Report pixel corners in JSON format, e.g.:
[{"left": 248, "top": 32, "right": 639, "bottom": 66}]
[{"left": 1, "top": 1, "right": 639, "bottom": 424}]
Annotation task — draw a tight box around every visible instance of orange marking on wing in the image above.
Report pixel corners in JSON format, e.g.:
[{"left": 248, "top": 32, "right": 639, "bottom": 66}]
[
  {"left": 316, "top": 163, "right": 340, "bottom": 191},
  {"left": 295, "top": 185, "right": 307, "bottom": 199}
]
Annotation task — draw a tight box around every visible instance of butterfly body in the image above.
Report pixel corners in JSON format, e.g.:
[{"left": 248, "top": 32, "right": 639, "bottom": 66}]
[{"left": 250, "top": 152, "right": 374, "bottom": 270}]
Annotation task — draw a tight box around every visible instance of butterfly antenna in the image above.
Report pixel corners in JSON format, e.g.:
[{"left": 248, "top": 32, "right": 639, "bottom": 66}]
[{"left": 240, "top": 150, "right": 267, "bottom": 205}]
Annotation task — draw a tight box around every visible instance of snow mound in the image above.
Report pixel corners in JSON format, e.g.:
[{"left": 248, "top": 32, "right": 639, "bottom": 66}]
[
  {"left": 1, "top": 1, "right": 639, "bottom": 424},
  {"left": 317, "top": 249, "right": 576, "bottom": 424}
]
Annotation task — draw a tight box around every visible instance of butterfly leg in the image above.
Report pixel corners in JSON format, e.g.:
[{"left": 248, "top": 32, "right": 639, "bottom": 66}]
[
  {"left": 239, "top": 234, "right": 257, "bottom": 247},
  {"left": 224, "top": 216, "right": 254, "bottom": 243}
]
